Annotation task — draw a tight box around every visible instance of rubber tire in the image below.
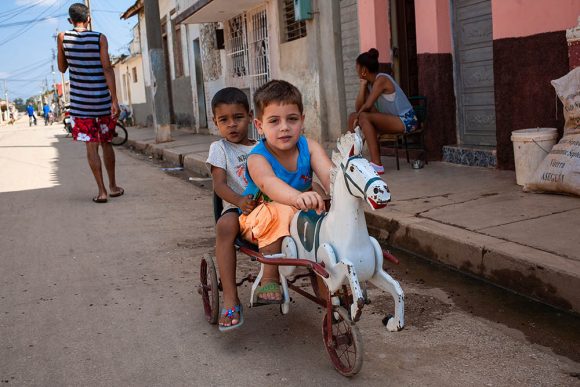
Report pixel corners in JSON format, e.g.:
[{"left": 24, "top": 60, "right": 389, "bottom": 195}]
[
  {"left": 200, "top": 255, "right": 219, "bottom": 324},
  {"left": 322, "top": 306, "right": 363, "bottom": 377},
  {"left": 111, "top": 123, "right": 128, "bottom": 146}
]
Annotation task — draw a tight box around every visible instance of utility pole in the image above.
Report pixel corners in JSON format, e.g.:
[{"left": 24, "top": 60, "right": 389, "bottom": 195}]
[
  {"left": 126, "top": 65, "right": 133, "bottom": 122},
  {"left": 84, "top": 0, "right": 92, "bottom": 30},
  {"left": 51, "top": 48, "right": 59, "bottom": 114},
  {"left": 53, "top": 29, "right": 67, "bottom": 108},
  {"left": 143, "top": 0, "right": 172, "bottom": 142},
  {"left": 3, "top": 80, "right": 7, "bottom": 122}
]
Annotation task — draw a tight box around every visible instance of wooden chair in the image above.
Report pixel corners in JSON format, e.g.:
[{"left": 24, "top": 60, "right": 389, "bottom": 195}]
[{"left": 378, "top": 96, "right": 428, "bottom": 170}]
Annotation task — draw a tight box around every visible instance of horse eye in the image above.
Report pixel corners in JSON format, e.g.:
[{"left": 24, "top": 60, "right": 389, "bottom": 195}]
[
  {"left": 350, "top": 166, "right": 354, "bottom": 172},
  {"left": 374, "top": 187, "right": 379, "bottom": 194}
]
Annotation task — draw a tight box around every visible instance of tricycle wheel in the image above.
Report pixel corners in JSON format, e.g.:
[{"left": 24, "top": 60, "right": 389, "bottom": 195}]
[
  {"left": 199, "top": 255, "right": 219, "bottom": 324},
  {"left": 322, "top": 307, "right": 363, "bottom": 377}
]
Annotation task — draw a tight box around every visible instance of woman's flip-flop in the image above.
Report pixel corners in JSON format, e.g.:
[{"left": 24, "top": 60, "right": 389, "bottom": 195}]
[
  {"left": 92, "top": 197, "right": 107, "bottom": 203},
  {"left": 218, "top": 304, "right": 244, "bottom": 332},
  {"left": 109, "top": 188, "right": 124, "bottom": 198}
]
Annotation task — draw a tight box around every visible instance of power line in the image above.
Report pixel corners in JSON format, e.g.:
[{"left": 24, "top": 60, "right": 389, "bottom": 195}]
[
  {"left": 0, "top": 78, "right": 48, "bottom": 82},
  {"left": 0, "top": 0, "right": 46, "bottom": 21},
  {"left": 2, "top": 56, "right": 52, "bottom": 74},
  {"left": 0, "top": 1, "right": 67, "bottom": 47},
  {"left": 0, "top": 14, "right": 67, "bottom": 28}
]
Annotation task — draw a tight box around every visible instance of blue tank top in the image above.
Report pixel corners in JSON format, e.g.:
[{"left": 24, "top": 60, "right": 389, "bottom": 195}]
[{"left": 243, "top": 135, "right": 312, "bottom": 201}]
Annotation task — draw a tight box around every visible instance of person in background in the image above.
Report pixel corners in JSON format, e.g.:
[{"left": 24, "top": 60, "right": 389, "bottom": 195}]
[
  {"left": 26, "top": 102, "right": 37, "bottom": 126},
  {"left": 348, "top": 48, "right": 418, "bottom": 175},
  {"left": 43, "top": 103, "right": 51, "bottom": 126},
  {"left": 57, "top": 3, "right": 124, "bottom": 203}
]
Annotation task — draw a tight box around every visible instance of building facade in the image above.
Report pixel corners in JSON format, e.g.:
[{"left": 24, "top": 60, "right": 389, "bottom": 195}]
[
  {"left": 123, "top": 0, "right": 580, "bottom": 170},
  {"left": 113, "top": 24, "right": 150, "bottom": 126},
  {"left": 355, "top": 0, "right": 580, "bottom": 169}
]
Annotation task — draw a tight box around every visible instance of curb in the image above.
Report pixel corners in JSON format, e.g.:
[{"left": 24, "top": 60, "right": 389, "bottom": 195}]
[
  {"left": 366, "top": 210, "right": 580, "bottom": 314},
  {"left": 126, "top": 135, "right": 211, "bottom": 177}
]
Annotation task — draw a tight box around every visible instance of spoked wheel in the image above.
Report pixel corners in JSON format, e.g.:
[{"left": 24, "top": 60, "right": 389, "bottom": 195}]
[
  {"left": 322, "top": 307, "right": 363, "bottom": 377},
  {"left": 199, "top": 255, "right": 219, "bottom": 324},
  {"left": 112, "top": 123, "right": 128, "bottom": 146}
]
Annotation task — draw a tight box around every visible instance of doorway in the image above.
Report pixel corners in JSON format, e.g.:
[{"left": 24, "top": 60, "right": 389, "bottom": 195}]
[
  {"left": 390, "top": 0, "right": 418, "bottom": 97},
  {"left": 451, "top": 0, "right": 497, "bottom": 146},
  {"left": 192, "top": 39, "right": 207, "bottom": 129}
]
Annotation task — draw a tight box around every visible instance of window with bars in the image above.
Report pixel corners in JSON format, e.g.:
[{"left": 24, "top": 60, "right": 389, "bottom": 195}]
[
  {"left": 227, "top": 15, "right": 248, "bottom": 78},
  {"left": 248, "top": 9, "right": 270, "bottom": 90},
  {"left": 282, "top": 0, "right": 306, "bottom": 42}
]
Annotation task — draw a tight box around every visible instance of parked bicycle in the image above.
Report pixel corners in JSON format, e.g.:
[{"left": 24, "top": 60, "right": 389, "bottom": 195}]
[{"left": 111, "top": 122, "right": 128, "bottom": 146}]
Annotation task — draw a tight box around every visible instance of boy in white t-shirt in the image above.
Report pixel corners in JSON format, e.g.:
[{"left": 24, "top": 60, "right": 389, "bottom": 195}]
[{"left": 206, "top": 87, "right": 257, "bottom": 331}]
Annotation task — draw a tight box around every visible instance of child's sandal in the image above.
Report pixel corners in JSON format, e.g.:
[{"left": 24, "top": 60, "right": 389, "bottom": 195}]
[
  {"left": 255, "top": 282, "right": 284, "bottom": 305},
  {"left": 218, "top": 304, "right": 244, "bottom": 332}
]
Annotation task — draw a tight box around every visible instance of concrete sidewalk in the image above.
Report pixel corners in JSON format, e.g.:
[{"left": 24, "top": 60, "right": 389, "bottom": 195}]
[{"left": 125, "top": 126, "right": 580, "bottom": 314}]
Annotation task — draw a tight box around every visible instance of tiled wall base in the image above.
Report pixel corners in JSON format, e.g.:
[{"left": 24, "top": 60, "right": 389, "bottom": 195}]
[{"left": 442, "top": 145, "right": 497, "bottom": 168}]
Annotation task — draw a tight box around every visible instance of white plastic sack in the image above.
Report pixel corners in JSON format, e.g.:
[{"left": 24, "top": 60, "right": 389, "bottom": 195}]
[
  {"left": 524, "top": 134, "right": 580, "bottom": 196},
  {"left": 551, "top": 67, "right": 580, "bottom": 135}
]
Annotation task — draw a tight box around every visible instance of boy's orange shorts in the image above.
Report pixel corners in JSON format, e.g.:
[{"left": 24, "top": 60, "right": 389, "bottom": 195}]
[{"left": 239, "top": 202, "right": 298, "bottom": 249}]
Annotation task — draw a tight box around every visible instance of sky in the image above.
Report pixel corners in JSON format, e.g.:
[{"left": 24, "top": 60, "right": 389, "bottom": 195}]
[{"left": 0, "top": 0, "right": 138, "bottom": 101}]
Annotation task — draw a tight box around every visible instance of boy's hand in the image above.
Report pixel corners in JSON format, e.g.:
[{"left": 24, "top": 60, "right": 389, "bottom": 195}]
[
  {"left": 238, "top": 195, "right": 257, "bottom": 215},
  {"left": 295, "top": 191, "right": 325, "bottom": 214}
]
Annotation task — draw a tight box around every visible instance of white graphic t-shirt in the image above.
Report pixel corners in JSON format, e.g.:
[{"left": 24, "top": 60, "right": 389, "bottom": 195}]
[{"left": 206, "top": 139, "right": 256, "bottom": 213}]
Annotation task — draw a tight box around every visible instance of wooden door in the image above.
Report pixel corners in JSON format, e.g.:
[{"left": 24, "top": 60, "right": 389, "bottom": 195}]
[
  {"left": 392, "top": 0, "right": 418, "bottom": 97},
  {"left": 452, "top": 0, "right": 497, "bottom": 146}
]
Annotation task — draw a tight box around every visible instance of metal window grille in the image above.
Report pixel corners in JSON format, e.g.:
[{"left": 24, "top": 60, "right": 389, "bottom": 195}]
[
  {"left": 226, "top": 15, "right": 248, "bottom": 78},
  {"left": 283, "top": 0, "right": 306, "bottom": 42},
  {"left": 248, "top": 7, "right": 270, "bottom": 139},
  {"left": 248, "top": 8, "right": 270, "bottom": 93},
  {"left": 225, "top": 9, "right": 270, "bottom": 139}
]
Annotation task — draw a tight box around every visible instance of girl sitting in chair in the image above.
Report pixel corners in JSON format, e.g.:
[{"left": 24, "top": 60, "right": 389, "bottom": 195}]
[{"left": 348, "top": 48, "right": 417, "bottom": 175}]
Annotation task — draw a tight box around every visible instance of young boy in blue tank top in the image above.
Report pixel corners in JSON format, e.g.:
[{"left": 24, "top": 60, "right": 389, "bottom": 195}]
[{"left": 240, "top": 80, "right": 334, "bottom": 303}]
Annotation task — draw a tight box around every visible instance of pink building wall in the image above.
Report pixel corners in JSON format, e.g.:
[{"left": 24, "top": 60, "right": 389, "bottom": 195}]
[
  {"left": 414, "top": 0, "right": 452, "bottom": 54},
  {"left": 492, "top": 0, "right": 580, "bottom": 39},
  {"left": 357, "top": 0, "right": 391, "bottom": 62}
]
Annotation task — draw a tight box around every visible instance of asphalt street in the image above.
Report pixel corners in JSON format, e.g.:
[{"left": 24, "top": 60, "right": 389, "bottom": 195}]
[{"left": 1, "top": 119, "right": 579, "bottom": 386}]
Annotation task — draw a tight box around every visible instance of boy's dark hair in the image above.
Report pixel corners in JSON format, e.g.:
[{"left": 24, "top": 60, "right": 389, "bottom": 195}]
[
  {"left": 211, "top": 87, "right": 250, "bottom": 114},
  {"left": 356, "top": 48, "right": 380, "bottom": 73},
  {"left": 69, "top": 3, "right": 89, "bottom": 23},
  {"left": 253, "top": 80, "right": 303, "bottom": 119}
]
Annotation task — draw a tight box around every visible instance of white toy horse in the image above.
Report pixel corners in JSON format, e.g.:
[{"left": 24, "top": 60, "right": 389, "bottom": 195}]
[{"left": 250, "top": 130, "right": 404, "bottom": 332}]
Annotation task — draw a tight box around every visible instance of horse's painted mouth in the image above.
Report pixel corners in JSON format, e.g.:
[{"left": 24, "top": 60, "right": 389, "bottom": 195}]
[{"left": 368, "top": 197, "right": 388, "bottom": 209}]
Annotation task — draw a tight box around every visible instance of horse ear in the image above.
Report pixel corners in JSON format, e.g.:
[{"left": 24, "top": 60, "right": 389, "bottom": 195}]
[{"left": 353, "top": 130, "right": 364, "bottom": 156}]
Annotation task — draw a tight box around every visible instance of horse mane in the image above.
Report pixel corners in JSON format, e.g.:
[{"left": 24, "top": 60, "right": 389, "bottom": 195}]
[{"left": 329, "top": 129, "right": 364, "bottom": 196}]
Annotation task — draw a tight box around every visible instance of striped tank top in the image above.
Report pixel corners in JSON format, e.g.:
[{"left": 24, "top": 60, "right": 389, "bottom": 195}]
[{"left": 63, "top": 30, "right": 112, "bottom": 118}]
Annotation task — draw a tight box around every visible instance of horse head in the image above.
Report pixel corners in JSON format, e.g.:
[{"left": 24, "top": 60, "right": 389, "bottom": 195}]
[{"left": 331, "top": 129, "right": 391, "bottom": 210}]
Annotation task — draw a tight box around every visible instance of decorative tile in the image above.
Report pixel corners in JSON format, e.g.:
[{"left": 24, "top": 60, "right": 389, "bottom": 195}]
[{"left": 442, "top": 145, "right": 497, "bottom": 168}]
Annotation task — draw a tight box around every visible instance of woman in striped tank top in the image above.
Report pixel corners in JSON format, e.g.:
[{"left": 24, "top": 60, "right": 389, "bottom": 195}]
[{"left": 57, "top": 3, "right": 124, "bottom": 203}]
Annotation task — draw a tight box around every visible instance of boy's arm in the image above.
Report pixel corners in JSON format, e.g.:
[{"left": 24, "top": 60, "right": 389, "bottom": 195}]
[
  {"left": 307, "top": 138, "right": 333, "bottom": 194},
  {"left": 248, "top": 154, "right": 325, "bottom": 213},
  {"left": 211, "top": 166, "right": 255, "bottom": 215},
  {"left": 57, "top": 32, "right": 68, "bottom": 73},
  {"left": 99, "top": 34, "right": 120, "bottom": 118}
]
